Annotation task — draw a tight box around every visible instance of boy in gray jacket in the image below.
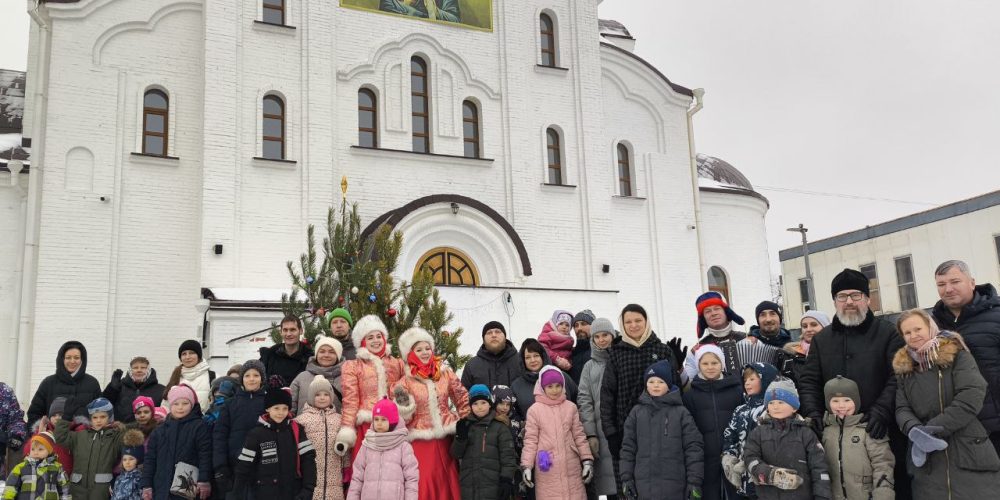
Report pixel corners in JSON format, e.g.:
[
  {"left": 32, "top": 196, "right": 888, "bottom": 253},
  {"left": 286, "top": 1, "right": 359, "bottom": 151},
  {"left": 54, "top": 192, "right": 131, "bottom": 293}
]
[
  {"left": 744, "top": 378, "right": 831, "bottom": 500},
  {"left": 822, "top": 376, "right": 894, "bottom": 500}
]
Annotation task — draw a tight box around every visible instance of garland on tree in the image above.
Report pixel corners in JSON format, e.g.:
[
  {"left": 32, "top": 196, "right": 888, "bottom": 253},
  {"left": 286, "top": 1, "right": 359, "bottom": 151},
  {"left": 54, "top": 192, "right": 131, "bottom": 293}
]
[{"left": 270, "top": 186, "right": 469, "bottom": 369}]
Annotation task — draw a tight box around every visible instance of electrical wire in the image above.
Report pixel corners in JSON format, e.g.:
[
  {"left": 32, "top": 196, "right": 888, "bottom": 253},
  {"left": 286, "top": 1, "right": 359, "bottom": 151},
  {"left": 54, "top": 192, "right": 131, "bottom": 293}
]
[{"left": 756, "top": 185, "right": 937, "bottom": 207}]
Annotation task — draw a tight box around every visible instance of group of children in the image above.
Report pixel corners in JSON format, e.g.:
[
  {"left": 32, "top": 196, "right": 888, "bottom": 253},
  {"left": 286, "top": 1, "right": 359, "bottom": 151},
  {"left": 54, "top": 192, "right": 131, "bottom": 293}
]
[{"left": 6, "top": 306, "right": 1000, "bottom": 500}]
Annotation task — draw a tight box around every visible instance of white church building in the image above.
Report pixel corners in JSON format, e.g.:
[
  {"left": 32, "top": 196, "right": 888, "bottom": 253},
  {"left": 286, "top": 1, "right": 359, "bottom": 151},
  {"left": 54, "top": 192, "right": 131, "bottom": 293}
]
[{"left": 1, "top": 0, "right": 772, "bottom": 399}]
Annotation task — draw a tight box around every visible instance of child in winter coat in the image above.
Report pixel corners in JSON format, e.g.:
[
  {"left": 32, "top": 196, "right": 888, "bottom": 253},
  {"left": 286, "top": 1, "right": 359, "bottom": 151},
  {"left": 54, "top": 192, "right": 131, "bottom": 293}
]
[
  {"left": 1, "top": 382, "right": 27, "bottom": 472},
  {"left": 682, "top": 345, "right": 743, "bottom": 500},
  {"left": 821, "top": 376, "right": 894, "bottom": 500},
  {"left": 620, "top": 360, "right": 703, "bottom": 500},
  {"left": 141, "top": 384, "right": 212, "bottom": 500},
  {"left": 893, "top": 309, "right": 1000, "bottom": 500},
  {"left": 538, "top": 310, "right": 575, "bottom": 372},
  {"left": 295, "top": 375, "right": 344, "bottom": 500},
  {"left": 451, "top": 385, "right": 518, "bottom": 500},
  {"left": 55, "top": 397, "right": 123, "bottom": 500},
  {"left": 743, "top": 379, "right": 830, "bottom": 500},
  {"left": 520, "top": 366, "right": 594, "bottom": 500},
  {"left": 110, "top": 430, "right": 145, "bottom": 500},
  {"left": 23, "top": 398, "right": 75, "bottom": 477},
  {"left": 2, "top": 432, "right": 70, "bottom": 500},
  {"left": 126, "top": 397, "right": 159, "bottom": 445},
  {"left": 347, "top": 398, "right": 419, "bottom": 500},
  {"left": 233, "top": 388, "right": 317, "bottom": 500},
  {"left": 721, "top": 362, "right": 779, "bottom": 498},
  {"left": 490, "top": 386, "right": 522, "bottom": 450},
  {"left": 201, "top": 378, "right": 237, "bottom": 426}
]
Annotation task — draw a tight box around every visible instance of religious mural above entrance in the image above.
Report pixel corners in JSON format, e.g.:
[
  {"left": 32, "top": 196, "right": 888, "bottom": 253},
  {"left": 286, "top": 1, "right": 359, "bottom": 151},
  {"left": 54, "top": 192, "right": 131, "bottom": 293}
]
[{"left": 341, "top": 0, "right": 494, "bottom": 31}]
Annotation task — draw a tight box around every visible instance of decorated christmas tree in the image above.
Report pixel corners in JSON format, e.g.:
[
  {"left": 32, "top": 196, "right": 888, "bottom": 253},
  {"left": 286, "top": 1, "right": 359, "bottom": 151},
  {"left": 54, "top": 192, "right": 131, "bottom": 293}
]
[{"left": 270, "top": 178, "right": 469, "bottom": 369}]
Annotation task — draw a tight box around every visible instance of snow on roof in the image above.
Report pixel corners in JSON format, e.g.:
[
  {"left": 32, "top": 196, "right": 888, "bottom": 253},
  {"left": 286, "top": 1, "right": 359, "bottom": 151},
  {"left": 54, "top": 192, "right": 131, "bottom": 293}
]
[
  {"left": 696, "top": 153, "right": 755, "bottom": 191},
  {"left": 598, "top": 19, "right": 633, "bottom": 39},
  {"left": 203, "top": 288, "right": 293, "bottom": 303}
]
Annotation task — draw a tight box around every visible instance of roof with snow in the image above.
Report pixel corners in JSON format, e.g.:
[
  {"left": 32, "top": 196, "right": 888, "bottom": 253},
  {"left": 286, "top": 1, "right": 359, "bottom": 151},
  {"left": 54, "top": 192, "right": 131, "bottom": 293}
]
[
  {"left": 696, "top": 154, "right": 769, "bottom": 207},
  {"left": 599, "top": 19, "right": 634, "bottom": 39}
]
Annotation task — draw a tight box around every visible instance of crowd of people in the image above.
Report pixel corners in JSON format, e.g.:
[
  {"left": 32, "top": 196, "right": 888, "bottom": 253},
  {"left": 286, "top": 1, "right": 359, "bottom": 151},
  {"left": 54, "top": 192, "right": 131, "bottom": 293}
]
[{"left": 1, "top": 259, "right": 999, "bottom": 500}]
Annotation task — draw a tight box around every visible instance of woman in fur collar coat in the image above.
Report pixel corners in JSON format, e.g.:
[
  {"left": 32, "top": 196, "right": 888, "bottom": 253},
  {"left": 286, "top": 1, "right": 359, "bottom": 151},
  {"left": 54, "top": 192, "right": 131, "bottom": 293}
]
[
  {"left": 390, "top": 327, "right": 470, "bottom": 499},
  {"left": 894, "top": 309, "right": 1000, "bottom": 500},
  {"left": 333, "top": 316, "right": 405, "bottom": 477}
]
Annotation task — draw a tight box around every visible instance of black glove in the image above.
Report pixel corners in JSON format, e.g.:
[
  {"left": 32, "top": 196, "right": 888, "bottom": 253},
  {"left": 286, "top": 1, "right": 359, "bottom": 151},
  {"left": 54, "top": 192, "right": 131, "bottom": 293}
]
[
  {"left": 667, "top": 337, "right": 688, "bottom": 366},
  {"left": 622, "top": 480, "right": 638, "bottom": 500},
  {"left": 808, "top": 414, "right": 825, "bottom": 437},
  {"left": 456, "top": 419, "right": 472, "bottom": 440},
  {"left": 498, "top": 477, "right": 517, "bottom": 499},
  {"left": 606, "top": 431, "right": 623, "bottom": 460},
  {"left": 108, "top": 369, "right": 124, "bottom": 390},
  {"left": 8, "top": 436, "right": 23, "bottom": 451},
  {"left": 295, "top": 490, "right": 312, "bottom": 500},
  {"left": 214, "top": 467, "right": 233, "bottom": 493},
  {"left": 862, "top": 412, "right": 889, "bottom": 440}
]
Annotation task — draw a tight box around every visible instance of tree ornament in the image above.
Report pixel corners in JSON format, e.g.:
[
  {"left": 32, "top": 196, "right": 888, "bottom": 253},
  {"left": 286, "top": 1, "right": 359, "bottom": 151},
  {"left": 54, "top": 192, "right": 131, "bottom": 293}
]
[
  {"left": 316, "top": 308, "right": 326, "bottom": 317},
  {"left": 338, "top": 296, "right": 345, "bottom": 304},
  {"left": 351, "top": 286, "right": 359, "bottom": 294},
  {"left": 369, "top": 293, "right": 377, "bottom": 303},
  {"left": 441, "top": 330, "right": 450, "bottom": 338},
  {"left": 386, "top": 307, "right": 397, "bottom": 317},
  {"left": 306, "top": 276, "right": 315, "bottom": 284}
]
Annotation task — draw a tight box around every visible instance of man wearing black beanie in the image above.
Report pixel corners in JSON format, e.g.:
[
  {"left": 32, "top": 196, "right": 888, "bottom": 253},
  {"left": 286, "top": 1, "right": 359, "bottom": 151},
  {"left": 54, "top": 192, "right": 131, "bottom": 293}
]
[
  {"left": 460, "top": 320, "right": 523, "bottom": 389},
  {"left": 748, "top": 300, "right": 792, "bottom": 348},
  {"left": 798, "top": 268, "right": 909, "bottom": 499}
]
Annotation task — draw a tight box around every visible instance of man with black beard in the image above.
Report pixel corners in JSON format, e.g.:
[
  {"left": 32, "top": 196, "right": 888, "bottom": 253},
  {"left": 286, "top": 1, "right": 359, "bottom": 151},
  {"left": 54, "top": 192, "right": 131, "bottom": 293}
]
[{"left": 798, "top": 268, "right": 909, "bottom": 499}]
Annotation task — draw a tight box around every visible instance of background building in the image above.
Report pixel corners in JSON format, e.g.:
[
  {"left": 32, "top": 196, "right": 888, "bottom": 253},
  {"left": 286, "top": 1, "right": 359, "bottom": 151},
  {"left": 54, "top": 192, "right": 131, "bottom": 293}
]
[
  {"left": 4, "top": 0, "right": 772, "bottom": 399},
  {"left": 780, "top": 190, "right": 1000, "bottom": 327}
]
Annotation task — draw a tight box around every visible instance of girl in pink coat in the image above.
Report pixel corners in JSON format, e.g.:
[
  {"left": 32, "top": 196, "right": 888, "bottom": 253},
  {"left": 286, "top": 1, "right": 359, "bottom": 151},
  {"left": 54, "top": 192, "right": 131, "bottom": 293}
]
[
  {"left": 538, "top": 310, "right": 575, "bottom": 371},
  {"left": 520, "top": 366, "right": 594, "bottom": 499},
  {"left": 347, "top": 398, "right": 419, "bottom": 500}
]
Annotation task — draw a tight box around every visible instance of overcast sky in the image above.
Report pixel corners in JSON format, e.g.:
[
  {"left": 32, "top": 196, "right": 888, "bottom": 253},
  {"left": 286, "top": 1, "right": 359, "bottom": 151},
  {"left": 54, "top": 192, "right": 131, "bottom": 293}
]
[{"left": 2, "top": 1, "right": 999, "bottom": 271}]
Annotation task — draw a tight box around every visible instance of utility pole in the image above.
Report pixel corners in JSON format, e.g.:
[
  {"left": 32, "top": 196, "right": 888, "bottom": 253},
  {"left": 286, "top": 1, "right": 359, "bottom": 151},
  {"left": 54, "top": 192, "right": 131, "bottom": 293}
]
[{"left": 787, "top": 224, "right": 817, "bottom": 311}]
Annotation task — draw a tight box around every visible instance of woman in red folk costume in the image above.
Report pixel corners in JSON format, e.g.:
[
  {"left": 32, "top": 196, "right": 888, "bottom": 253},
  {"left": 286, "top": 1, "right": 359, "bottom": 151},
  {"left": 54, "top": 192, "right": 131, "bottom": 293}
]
[
  {"left": 391, "top": 327, "right": 471, "bottom": 500},
  {"left": 333, "top": 316, "right": 405, "bottom": 471}
]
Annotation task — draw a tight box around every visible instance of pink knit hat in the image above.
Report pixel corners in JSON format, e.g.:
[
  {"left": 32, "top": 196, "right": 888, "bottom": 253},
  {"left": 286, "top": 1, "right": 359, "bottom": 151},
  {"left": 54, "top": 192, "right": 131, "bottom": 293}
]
[
  {"left": 372, "top": 397, "right": 399, "bottom": 426},
  {"left": 166, "top": 384, "right": 197, "bottom": 406},
  {"left": 132, "top": 396, "right": 155, "bottom": 414},
  {"left": 153, "top": 407, "right": 168, "bottom": 422},
  {"left": 540, "top": 366, "right": 564, "bottom": 387}
]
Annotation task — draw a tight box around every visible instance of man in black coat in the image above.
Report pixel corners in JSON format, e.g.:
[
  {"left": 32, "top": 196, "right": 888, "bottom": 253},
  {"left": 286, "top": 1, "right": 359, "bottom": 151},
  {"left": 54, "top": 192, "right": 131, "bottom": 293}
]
[
  {"left": 102, "top": 356, "right": 166, "bottom": 423},
  {"left": 797, "top": 268, "right": 908, "bottom": 500},
  {"left": 260, "top": 315, "right": 313, "bottom": 387},
  {"left": 931, "top": 259, "right": 1000, "bottom": 454},
  {"left": 461, "top": 321, "right": 523, "bottom": 389},
  {"left": 568, "top": 309, "right": 594, "bottom": 384}
]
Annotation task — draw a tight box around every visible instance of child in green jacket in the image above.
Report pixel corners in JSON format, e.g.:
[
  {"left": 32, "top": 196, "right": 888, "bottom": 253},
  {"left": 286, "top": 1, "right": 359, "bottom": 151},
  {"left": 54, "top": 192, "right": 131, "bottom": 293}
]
[
  {"left": 2, "top": 432, "right": 70, "bottom": 500},
  {"left": 55, "top": 397, "right": 123, "bottom": 500}
]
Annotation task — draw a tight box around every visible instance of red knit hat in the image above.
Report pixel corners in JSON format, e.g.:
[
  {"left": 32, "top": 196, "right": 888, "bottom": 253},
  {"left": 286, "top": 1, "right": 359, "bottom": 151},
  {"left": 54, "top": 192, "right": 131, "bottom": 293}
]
[{"left": 695, "top": 291, "right": 745, "bottom": 334}]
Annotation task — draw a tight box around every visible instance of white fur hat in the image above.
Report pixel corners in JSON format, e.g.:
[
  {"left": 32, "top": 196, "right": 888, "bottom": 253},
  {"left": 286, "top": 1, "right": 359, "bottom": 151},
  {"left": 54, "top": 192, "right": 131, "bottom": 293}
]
[
  {"left": 351, "top": 314, "right": 388, "bottom": 349},
  {"left": 398, "top": 327, "right": 435, "bottom": 357},
  {"left": 313, "top": 335, "right": 344, "bottom": 361}
]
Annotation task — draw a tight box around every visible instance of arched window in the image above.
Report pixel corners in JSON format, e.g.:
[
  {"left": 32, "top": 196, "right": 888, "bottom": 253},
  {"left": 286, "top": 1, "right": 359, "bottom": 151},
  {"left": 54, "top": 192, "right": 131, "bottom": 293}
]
[
  {"left": 617, "top": 143, "right": 633, "bottom": 196},
  {"left": 411, "top": 56, "right": 430, "bottom": 153},
  {"left": 416, "top": 247, "right": 480, "bottom": 286},
  {"left": 462, "top": 100, "right": 480, "bottom": 159},
  {"left": 142, "top": 89, "right": 168, "bottom": 156},
  {"left": 540, "top": 13, "right": 556, "bottom": 67},
  {"left": 358, "top": 89, "right": 378, "bottom": 148},
  {"left": 546, "top": 127, "right": 562, "bottom": 184},
  {"left": 708, "top": 266, "right": 731, "bottom": 304},
  {"left": 263, "top": 0, "right": 285, "bottom": 25},
  {"left": 262, "top": 95, "right": 285, "bottom": 160}
]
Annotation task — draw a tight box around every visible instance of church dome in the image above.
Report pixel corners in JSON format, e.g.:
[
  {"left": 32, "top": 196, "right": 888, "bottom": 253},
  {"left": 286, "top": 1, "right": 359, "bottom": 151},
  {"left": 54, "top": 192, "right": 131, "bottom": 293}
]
[{"left": 696, "top": 154, "right": 755, "bottom": 191}]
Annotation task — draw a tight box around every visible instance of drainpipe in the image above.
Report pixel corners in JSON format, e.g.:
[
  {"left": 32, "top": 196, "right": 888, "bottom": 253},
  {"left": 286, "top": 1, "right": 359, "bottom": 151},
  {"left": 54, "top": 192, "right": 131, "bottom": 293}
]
[
  {"left": 15, "top": 1, "right": 51, "bottom": 402},
  {"left": 4, "top": 161, "right": 27, "bottom": 385},
  {"left": 687, "top": 88, "right": 707, "bottom": 291}
]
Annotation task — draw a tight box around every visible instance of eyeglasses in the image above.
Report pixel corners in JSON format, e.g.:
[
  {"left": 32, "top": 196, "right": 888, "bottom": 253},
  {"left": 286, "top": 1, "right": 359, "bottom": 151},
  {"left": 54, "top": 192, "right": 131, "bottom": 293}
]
[{"left": 834, "top": 292, "right": 866, "bottom": 303}]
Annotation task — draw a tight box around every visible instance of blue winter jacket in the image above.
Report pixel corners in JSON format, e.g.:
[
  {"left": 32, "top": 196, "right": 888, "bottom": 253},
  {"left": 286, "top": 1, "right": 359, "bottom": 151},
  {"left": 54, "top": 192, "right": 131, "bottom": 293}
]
[{"left": 141, "top": 411, "right": 212, "bottom": 500}]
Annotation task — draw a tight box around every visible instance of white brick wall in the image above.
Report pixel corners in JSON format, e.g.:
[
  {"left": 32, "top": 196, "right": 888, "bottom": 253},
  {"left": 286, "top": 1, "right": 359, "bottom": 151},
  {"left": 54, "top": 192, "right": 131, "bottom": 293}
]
[{"left": 10, "top": 0, "right": 772, "bottom": 394}]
